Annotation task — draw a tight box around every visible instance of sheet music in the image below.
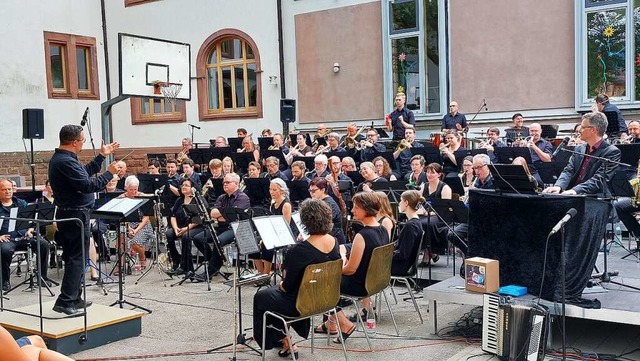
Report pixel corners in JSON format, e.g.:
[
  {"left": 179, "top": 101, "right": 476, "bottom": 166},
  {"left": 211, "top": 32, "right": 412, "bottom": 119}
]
[
  {"left": 231, "top": 220, "right": 260, "bottom": 256},
  {"left": 252, "top": 216, "right": 295, "bottom": 249},
  {"left": 97, "top": 198, "right": 145, "bottom": 215},
  {"left": 8, "top": 207, "right": 18, "bottom": 232},
  {"left": 291, "top": 212, "right": 309, "bottom": 241}
]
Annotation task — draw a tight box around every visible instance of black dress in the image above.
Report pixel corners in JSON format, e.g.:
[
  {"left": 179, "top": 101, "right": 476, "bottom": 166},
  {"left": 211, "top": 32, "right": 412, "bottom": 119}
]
[
  {"left": 420, "top": 181, "right": 448, "bottom": 253},
  {"left": 392, "top": 217, "right": 423, "bottom": 276},
  {"left": 253, "top": 240, "right": 340, "bottom": 350},
  {"left": 341, "top": 225, "right": 389, "bottom": 297}
]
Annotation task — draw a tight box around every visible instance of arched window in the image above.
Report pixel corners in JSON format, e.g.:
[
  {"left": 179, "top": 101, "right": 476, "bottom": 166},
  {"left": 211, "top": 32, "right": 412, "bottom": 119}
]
[{"left": 196, "top": 29, "right": 262, "bottom": 120}]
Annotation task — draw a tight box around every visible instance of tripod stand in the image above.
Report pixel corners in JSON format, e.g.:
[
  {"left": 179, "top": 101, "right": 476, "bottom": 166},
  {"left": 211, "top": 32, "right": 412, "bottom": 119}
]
[{"left": 136, "top": 197, "right": 172, "bottom": 286}]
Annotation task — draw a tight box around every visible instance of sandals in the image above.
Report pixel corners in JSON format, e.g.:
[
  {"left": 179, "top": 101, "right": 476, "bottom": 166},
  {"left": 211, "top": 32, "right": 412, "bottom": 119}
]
[
  {"left": 333, "top": 324, "right": 356, "bottom": 344},
  {"left": 314, "top": 322, "right": 338, "bottom": 335},
  {"left": 278, "top": 340, "right": 299, "bottom": 358}
]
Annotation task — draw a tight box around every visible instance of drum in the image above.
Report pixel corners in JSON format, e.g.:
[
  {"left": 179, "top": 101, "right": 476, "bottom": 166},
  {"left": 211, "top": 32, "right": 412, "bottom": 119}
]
[{"left": 430, "top": 133, "right": 442, "bottom": 147}]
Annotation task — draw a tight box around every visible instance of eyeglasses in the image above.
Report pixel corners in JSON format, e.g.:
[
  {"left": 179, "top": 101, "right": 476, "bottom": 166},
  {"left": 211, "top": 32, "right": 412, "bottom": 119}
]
[
  {"left": 309, "top": 187, "right": 320, "bottom": 193},
  {"left": 74, "top": 138, "right": 86, "bottom": 144},
  {"left": 223, "top": 181, "right": 236, "bottom": 184},
  {"left": 449, "top": 105, "right": 457, "bottom": 108},
  {"left": 472, "top": 165, "right": 487, "bottom": 170}
]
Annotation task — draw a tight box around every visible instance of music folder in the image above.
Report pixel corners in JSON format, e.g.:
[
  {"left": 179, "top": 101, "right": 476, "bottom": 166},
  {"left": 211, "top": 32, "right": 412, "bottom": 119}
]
[
  {"left": 291, "top": 212, "right": 309, "bottom": 241},
  {"left": 92, "top": 197, "right": 147, "bottom": 220},
  {"left": 251, "top": 215, "right": 295, "bottom": 250},
  {"left": 230, "top": 219, "right": 260, "bottom": 256}
]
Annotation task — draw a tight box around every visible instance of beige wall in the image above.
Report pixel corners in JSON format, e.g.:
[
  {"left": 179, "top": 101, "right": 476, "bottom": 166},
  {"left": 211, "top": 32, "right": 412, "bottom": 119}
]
[
  {"left": 295, "top": 2, "right": 383, "bottom": 124},
  {"left": 450, "top": 0, "right": 575, "bottom": 114}
]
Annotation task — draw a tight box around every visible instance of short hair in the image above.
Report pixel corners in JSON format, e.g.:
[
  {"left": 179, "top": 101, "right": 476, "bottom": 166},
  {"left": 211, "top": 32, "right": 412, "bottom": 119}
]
[
  {"left": 512, "top": 113, "right": 523, "bottom": 121},
  {"left": 410, "top": 155, "right": 426, "bottom": 166},
  {"left": 273, "top": 133, "right": 284, "bottom": 140},
  {"left": 463, "top": 155, "right": 474, "bottom": 164},
  {"left": 166, "top": 159, "right": 178, "bottom": 166},
  {"left": 224, "top": 173, "right": 241, "bottom": 184},
  {"left": 265, "top": 156, "right": 279, "bottom": 166},
  {"left": 248, "top": 161, "right": 261, "bottom": 171},
  {"left": 327, "top": 132, "right": 340, "bottom": 141},
  {"left": 209, "top": 158, "right": 222, "bottom": 169},
  {"left": 299, "top": 199, "right": 333, "bottom": 235},
  {"left": 401, "top": 190, "right": 425, "bottom": 211},
  {"left": 342, "top": 157, "right": 356, "bottom": 167},
  {"left": 270, "top": 178, "right": 290, "bottom": 200},
  {"left": 124, "top": 175, "right": 139, "bottom": 188},
  {"left": 487, "top": 127, "right": 500, "bottom": 135},
  {"left": 352, "top": 191, "right": 381, "bottom": 217},
  {"left": 425, "top": 162, "right": 444, "bottom": 178},
  {"left": 473, "top": 153, "right": 491, "bottom": 165},
  {"left": 181, "top": 158, "right": 194, "bottom": 167},
  {"left": 59, "top": 125, "right": 83, "bottom": 145},
  {"left": 262, "top": 128, "right": 272, "bottom": 136},
  {"left": 360, "top": 161, "right": 374, "bottom": 172},
  {"left": 309, "top": 177, "right": 327, "bottom": 192},
  {"left": 216, "top": 136, "right": 227, "bottom": 144},
  {"left": 182, "top": 138, "right": 192, "bottom": 145},
  {"left": 148, "top": 159, "right": 161, "bottom": 168},
  {"left": 395, "top": 92, "right": 406, "bottom": 99},
  {"left": 594, "top": 93, "right": 610, "bottom": 105},
  {"left": 237, "top": 128, "right": 248, "bottom": 134},
  {"left": 583, "top": 112, "right": 608, "bottom": 136},
  {"left": 314, "top": 154, "right": 328, "bottom": 165},
  {"left": 291, "top": 160, "right": 306, "bottom": 171}
]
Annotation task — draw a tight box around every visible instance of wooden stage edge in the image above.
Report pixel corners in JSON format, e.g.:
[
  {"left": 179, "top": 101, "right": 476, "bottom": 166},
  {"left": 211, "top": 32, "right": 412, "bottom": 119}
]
[
  {"left": 424, "top": 276, "right": 640, "bottom": 334},
  {"left": 0, "top": 301, "right": 144, "bottom": 354}
]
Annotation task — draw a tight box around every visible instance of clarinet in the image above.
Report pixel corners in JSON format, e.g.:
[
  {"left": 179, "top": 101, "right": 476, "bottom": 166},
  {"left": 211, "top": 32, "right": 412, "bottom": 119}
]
[{"left": 193, "top": 191, "right": 224, "bottom": 259}]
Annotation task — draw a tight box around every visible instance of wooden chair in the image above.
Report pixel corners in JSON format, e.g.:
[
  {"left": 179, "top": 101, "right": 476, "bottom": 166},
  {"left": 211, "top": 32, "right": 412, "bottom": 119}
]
[
  {"left": 262, "top": 259, "right": 347, "bottom": 361},
  {"left": 390, "top": 227, "right": 425, "bottom": 323},
  {"left": 341, "top": 242, "right": 398, "bottom": 349}
]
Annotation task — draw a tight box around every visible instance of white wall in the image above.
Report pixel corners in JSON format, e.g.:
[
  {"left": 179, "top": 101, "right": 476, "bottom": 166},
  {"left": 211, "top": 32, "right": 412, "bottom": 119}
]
[
  {"left": 0, "top": 0, "right": 105, "bottom": 152},
  {"left": 0, "top": 0, "right": 283, "bottom": 152},
  {"left": 104, "top": 0, "right": 282, "bottom": 148}
]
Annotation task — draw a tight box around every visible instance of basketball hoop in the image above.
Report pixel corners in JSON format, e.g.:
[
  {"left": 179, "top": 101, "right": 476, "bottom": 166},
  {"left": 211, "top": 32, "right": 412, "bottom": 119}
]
[{"left": 153, "top": 81, "right": 183, "bottom": 106}]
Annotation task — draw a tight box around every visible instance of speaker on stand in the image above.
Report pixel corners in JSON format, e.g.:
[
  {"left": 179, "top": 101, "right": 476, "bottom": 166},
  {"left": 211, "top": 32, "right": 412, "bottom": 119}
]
[
  {"left": 22, "top": 108, "right": 44, "bottom": 192},
  {"left": 280, "top": 99, "right": 296, "bottom": 137}
]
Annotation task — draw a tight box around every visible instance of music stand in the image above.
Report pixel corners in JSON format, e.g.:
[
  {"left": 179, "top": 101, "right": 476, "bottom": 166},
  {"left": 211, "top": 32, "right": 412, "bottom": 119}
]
[
  {"left": 534, "top": 162, "right": 564, "bottom": 186},
  {"left": 410, "top": 147, "right": 441, "bottom": 165},
  {"left": 442, "top": 175, "right": 465, "bottom": 198},
  {"left": 292, "top": 156, "right": 315, "bottom": 173},
  {"left": 494, "top": 147, "right": 533, "bottom": 164},
  {"left": 137, "top": 174, "right": 168, "bottom": 195},
  {"left": 326, "top": 150, "right": 348, "bottom": 160},
  {"left": 257, "top": 137, "right": 274, "bottom": 151},
  {"left": 489, "top": 164, "right": 538, "bottom": 194},
  {"left": 206, "top": 178, "right": 225, "bottom": 200},
  {"left": 243, "top": 178, "right": 271, "bottom": 207},
  {"left": 371, "top": 181, "right": 406, "bottom": 203},
  {"left": 346, "top": 171, "right": 365, "bottom": 189},
  {"left": 230, "top": 152, "right": 256, "bottom": 175},
  {"left": 261, "top": 150, "right": 288, "bottom": 169},
  {"left": 428, "top": 199, "right": 469, "bottom": 278},
  {"left": 454, "top": 149, "right": 487, "bottom": 172},
  {"left": 92, "top": 197, "right": 151, "bottom": 313},
  {"left": 616, "top": 144, "right": 640, "bottom": 167},
  {"left": 188, "top": 148, "right": 213, "bottom": 166},
  {"left": 228, "top": 137, "right": 243, "bottom": 151},
  {"left": 375, "top": 127, "right": 390, "bottom": 139},
  {"left": 286, "top": 180, "right": 311, "bottom": 209},
  {"left": 210, "top": 146, "right": 233, "bottom": 161},
  {"left": 540, "top": 124, "right": 559, "bottom": 139},
  {"left": 315, "top": 137, "right": 328, "bottom": 147},
  {"left": 14, "top": 191, "right": 43, "bottom": 204}
]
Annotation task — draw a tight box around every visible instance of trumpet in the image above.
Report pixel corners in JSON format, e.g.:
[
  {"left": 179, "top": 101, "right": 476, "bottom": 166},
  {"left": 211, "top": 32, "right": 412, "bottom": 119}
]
[
  {"left": 201, "top": 179, "right": 213, "bottom": 196},
  {"left": 477, "top": 138, "right": 495, "bottom": 148},
  {"left": 355, "top": 140, "right": 370, "bottom": 151},
  {"left": 176, "top": 146, "right": 189, "bottom": 163},
  {"left": 396, "top": 138, "right": 412, "bottom": 152},
  {"left": 268, "top": 145, "right": 279, "bottom": 150},
  {"left": 314, "top": 144, "right": 330, "bottom": 155},
  {"left": 343, "top": 125, "right": 367, "bottom": 149},
  {"left": 314, "top": 128, "right": 332, "bottom": 141}
]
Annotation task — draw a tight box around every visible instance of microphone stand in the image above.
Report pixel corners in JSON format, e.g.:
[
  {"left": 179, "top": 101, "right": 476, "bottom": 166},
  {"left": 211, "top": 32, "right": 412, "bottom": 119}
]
[
  {"left": 557, "top": 147, "right": 640, "bottom": 291},
  {"left": 84, "top": 110, "right": 97, "bottom": 157},
  {"left": 188, "top": 124, "right": 200, "bottom": 144},
  {"left": 462, "top": 99, "right": 487, "bottom": 146}
]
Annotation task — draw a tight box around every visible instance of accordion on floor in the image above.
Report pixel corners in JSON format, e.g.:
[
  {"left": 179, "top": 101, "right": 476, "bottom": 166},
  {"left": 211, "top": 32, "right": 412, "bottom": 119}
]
[{"left": 482, "top": 293, "right": 549, "bottom": 361}]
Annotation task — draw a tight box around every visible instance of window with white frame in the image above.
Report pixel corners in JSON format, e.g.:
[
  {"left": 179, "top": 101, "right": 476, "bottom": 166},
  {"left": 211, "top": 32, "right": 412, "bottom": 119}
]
[
  {"left": 383, "top": 0, "right": 445, "bottom": 117},
  {"left": 576, "top": 0, "right": 640, "bottom": 108}
]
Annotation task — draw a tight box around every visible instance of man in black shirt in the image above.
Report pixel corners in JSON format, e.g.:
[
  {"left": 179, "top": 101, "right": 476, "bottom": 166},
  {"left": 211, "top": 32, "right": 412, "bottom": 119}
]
[
  {"left": 441, "top": 101, "right": 467, "bottom": 132},
  {"left": 48, "top": 125, "right": 118, "bottom": 315},
  {"left": 386, "top": 92, "right": 416, "bottom": 140}
]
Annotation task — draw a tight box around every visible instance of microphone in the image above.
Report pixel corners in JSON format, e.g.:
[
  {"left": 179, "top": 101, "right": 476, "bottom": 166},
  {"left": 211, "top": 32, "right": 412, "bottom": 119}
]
[
  {"left": 549, "top": 208, "right": 577, "bottom": 236},
  {"left": 551, "top": 137, "right": 570, "bottom": 158},
  {"left": 188, "top": 124, "right": 201, "bottom": 129},
  {"left": 81, "top": 107, "right": 89, "bottom": 126}
]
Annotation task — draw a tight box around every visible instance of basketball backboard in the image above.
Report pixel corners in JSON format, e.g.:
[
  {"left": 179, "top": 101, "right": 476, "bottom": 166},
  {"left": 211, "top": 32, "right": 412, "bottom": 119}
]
[{"left": 118, "top": 33, "right": 191, "bottom": 100}]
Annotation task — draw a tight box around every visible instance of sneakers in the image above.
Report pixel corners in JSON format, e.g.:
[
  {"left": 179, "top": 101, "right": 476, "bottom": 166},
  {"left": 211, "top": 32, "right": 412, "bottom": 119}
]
[{"left": 2, "top": 280, "right": 10, "bottom": 292}]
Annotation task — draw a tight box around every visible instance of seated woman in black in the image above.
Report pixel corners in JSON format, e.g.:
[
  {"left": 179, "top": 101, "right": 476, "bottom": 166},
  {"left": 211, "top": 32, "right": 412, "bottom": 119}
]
[
  {"left": 440, "top": 130, "right": 466, "bottom": 182},
  {"left": 315, "top": 192, "right": 390, "bottom": 342},
  {"left": 164, "top": 178, "right": 200, "bottom": 275},
  {"left": 253, "top": 199, "right": 340, "bottom": 358},
  {"left": 419, "top": 162, "right": 452, "bottom": 264},
  {"left": 392, "top": 190, "right": 425, "bottom": 275}
]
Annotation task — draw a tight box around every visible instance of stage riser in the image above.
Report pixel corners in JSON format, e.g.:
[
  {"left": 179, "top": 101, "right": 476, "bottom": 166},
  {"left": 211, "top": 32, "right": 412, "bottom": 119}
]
[{"left": 6, "top": 317, "right": 141, "bottom": 354}]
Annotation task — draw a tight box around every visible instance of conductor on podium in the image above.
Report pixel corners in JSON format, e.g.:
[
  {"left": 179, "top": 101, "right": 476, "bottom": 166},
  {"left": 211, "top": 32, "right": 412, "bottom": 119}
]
[{"left": 48, "top": 125, "right": 119, "bottom": 315}]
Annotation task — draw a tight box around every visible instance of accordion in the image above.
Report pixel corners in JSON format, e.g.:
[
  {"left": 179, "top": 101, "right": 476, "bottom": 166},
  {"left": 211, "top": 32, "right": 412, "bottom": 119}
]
[{"left": 482, "top": 293, "right": 549, "bottom": 361}]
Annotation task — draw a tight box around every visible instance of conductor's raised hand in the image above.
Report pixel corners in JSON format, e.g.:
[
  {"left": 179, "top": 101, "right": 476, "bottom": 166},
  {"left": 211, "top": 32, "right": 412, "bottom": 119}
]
[{"left": 100, "top": 140, "right": 120, "bottom": 157}]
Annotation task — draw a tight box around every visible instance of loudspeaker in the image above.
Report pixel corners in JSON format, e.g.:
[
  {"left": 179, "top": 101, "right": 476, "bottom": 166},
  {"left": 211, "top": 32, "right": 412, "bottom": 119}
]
[
  {"left": 280, "top": 99, "right": 296, "bottom": 123},
  {"left": 22, "top": 108, "right": 44, "bottom": 139}
]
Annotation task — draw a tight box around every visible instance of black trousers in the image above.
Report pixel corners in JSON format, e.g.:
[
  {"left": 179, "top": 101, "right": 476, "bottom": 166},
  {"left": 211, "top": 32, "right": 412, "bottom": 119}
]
[
  {"left": 0, "top": 236, "right": 50, "bottom": 283},
  {"left": 614, "top": 198, "right": 640, "bottom": 238},
  {"left": 165, "top": 228, "right": 182, "bottom": 270},
  {"left": 55, "top": 209, "right": 90, "bottom": 307}
]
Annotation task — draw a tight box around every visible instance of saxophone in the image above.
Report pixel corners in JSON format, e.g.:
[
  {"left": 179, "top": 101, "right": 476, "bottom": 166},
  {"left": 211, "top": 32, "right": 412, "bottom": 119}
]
[{"left": 632, "top": 159, "right": 640, "bottom": 207}]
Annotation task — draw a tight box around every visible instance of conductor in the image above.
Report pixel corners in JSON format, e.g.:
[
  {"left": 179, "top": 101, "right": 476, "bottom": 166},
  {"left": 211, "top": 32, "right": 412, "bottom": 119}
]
[{"left": 49, "top": 125, "right": 119, "bottom": 315}]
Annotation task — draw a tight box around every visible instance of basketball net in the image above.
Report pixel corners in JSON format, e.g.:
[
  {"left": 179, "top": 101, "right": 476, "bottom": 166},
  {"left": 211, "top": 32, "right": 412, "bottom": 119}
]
[{"left": 153, "top": 81, "right": 183, "bottom": 106}]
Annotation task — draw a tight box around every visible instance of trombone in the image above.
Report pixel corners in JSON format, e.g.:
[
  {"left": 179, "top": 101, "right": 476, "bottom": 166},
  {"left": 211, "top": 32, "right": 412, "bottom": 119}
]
[{"left": 342, "top": 125, "right": 367, "bottom": 149}]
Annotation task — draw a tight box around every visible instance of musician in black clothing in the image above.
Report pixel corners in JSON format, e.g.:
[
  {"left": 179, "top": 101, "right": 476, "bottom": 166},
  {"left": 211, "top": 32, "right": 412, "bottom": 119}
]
[
  {"left": 387, "top": 92, "right": 416, "bottom": 140},
  {"left": 361, "top": 128, "right": 386, "bottom": 161},
  {"left": 162, "top": 159, "right": 184, "bottom": 208},
  {"left": 264, "top": 157, "right": 287, "bottom": 180},
  {"left": 48, "top": 125, "right": 119, "bottom": 315},
  {"left": 181, "top": 158, "right": 202, "bottom": 191},
  {"left": 309, "top": 178, "right": 346, "bottom": 245},
  {"left": 357, "top": 161, "right": 388, "bottom": 192},
  {"left": 392, "top": 190, "right": 425, "bottom": 275},
  {"left": 165, "top": 178, "right": 200, "bottom": 275},
  {"left": 253, "top": 199, "right": 340, "bottom": 356}
]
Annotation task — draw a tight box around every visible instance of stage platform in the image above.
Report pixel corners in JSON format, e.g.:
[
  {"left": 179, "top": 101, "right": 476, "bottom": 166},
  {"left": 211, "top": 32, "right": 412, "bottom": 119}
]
[
  {"left": 424, "top": 275, "right": 640, "bottom": 334},
  {"left": 0, "top": 301, "right": 144, "bottom": 354}
]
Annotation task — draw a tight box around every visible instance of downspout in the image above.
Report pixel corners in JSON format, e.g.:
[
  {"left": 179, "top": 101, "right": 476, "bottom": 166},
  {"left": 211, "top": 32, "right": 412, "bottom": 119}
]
[
  {"left": 277, "top": 0, "right": 289, "bottom": 135},
  {"left": 100, "top": 0, "right": 113, "bottom": 143}
]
